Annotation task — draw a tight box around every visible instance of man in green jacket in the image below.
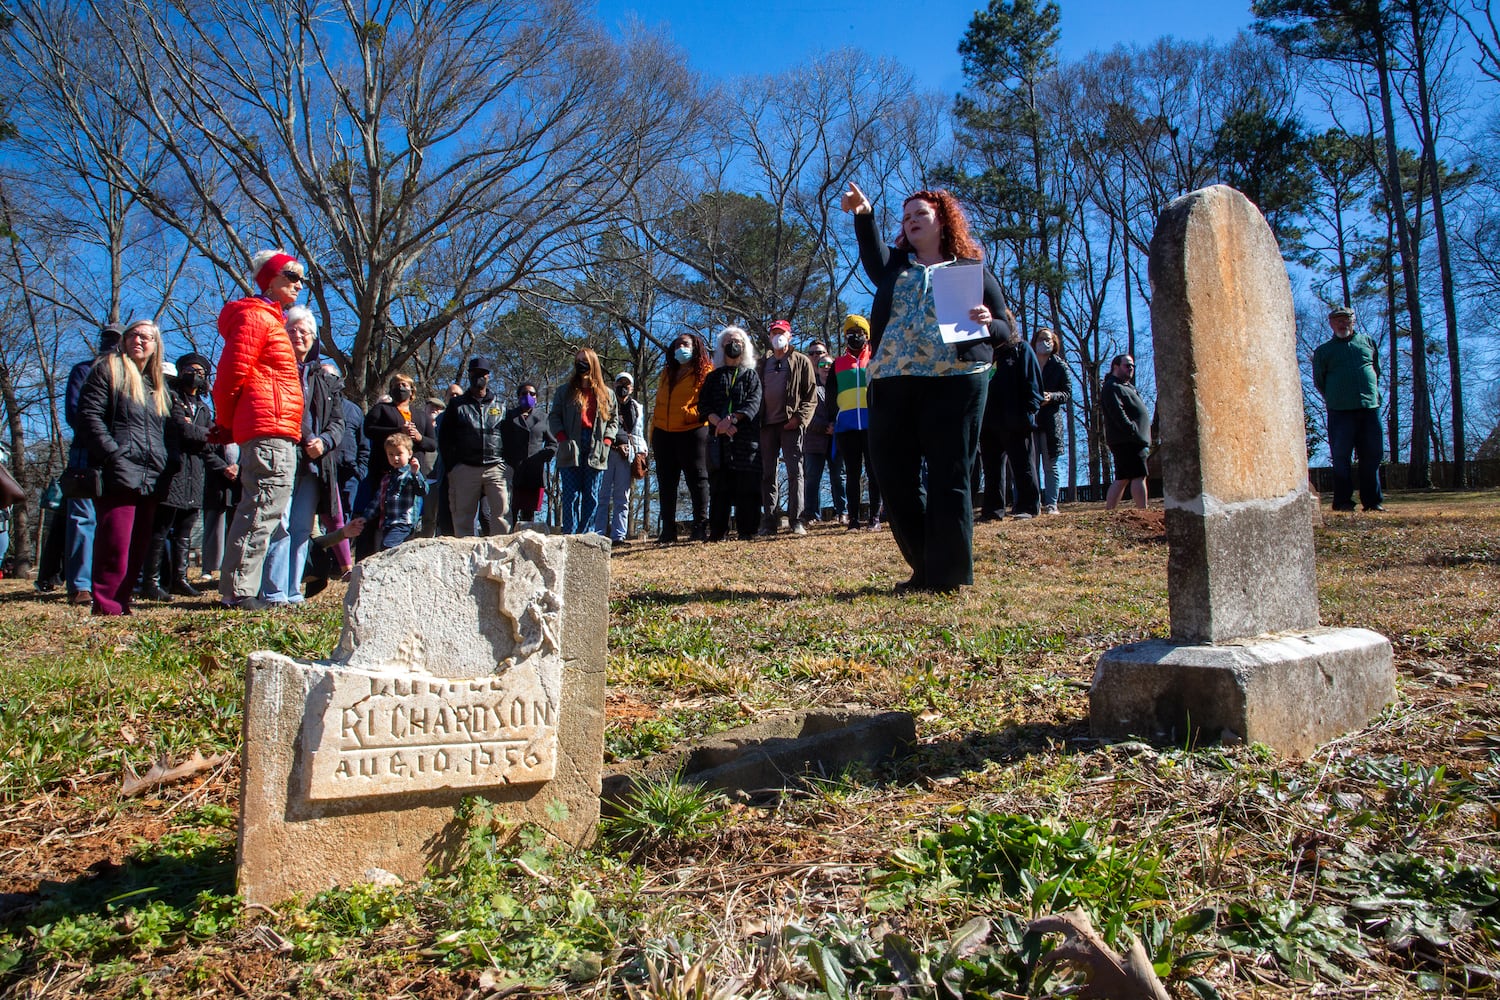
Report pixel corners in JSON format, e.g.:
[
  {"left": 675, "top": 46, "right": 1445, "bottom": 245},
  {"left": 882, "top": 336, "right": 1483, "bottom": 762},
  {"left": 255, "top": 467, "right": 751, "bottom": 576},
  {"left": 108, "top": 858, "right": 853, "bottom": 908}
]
[{"left": 1312, "top": 305, "right": 1384, "bottom": 512}]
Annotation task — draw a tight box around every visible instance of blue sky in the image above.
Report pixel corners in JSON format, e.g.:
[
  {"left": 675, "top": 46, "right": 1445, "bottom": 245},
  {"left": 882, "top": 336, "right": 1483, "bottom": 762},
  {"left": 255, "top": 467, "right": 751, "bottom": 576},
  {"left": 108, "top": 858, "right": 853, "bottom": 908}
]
[{"left": 594, "top": 0, "right": 1256, "bottom": 94}]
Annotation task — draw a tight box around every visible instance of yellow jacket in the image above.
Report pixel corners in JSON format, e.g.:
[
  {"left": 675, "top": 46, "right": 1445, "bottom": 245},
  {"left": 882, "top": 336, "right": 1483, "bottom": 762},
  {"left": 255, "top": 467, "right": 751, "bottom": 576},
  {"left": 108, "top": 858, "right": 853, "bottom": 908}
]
[{"left": 652, "top": 368, "right": 707, "bottom": 432}]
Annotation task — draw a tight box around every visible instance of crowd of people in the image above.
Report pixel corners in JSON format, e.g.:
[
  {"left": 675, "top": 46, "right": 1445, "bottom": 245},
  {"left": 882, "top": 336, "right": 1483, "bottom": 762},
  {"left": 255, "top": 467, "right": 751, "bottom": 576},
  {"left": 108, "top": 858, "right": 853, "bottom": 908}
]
[{"left": 15, "top": 181, "right": 1264, "bottom": 608}]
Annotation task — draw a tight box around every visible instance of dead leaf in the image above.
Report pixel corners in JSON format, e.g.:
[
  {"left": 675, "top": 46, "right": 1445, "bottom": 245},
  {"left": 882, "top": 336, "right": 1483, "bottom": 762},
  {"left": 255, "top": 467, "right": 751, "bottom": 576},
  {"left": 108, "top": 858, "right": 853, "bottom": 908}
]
[{"left": 121, "top": 751, "right": 229, "bottom": 797}]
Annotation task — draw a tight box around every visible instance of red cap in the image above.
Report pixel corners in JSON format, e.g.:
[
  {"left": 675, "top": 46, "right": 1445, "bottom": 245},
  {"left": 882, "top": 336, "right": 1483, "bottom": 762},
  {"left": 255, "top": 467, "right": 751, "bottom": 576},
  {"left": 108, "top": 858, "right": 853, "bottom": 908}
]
[
  {"left": 255, "top": 253, "right": 300, "bottom": 292},
  {"left": 769, "top": 319, "right": 791, "bottom": 334}
]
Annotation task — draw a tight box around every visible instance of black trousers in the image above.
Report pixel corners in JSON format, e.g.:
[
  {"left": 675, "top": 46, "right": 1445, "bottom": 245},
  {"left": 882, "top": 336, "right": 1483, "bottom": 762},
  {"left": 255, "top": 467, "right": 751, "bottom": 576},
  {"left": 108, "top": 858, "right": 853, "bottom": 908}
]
[
  {"left": 1327, "top": 408, "right": 1383, "bottom": 510},
  {"left": 709, "top": 467, "right": 761, "bottom": 540},
  {"left": 868, "top": 373, "right": 988, "bottom": 592},
  {"left": 980, "top": 424, "right": 1039, "bottom": 517},
  {"left": 651, "top": 426, "right": 709, "bottom": 538},
  {"left": 143, "top": 504, "right": 200, "bottom": 588},
  {"left": 835, "top": 429, "right": 882, "bottom": 526}
]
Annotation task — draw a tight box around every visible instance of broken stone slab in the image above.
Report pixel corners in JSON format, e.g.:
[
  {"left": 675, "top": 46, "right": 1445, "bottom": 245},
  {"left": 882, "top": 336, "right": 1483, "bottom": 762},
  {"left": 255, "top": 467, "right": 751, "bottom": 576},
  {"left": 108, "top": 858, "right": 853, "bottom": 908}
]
[
  {"left": 1148, "top": 184, "right": 1318, "bottom": 643},
  {"left": 601, "top": 709, "right": 916, "bottom": 804},
  {"left": 237, "top": 532, "right": 608, "bottom": 906},
  {"left": 1089, "top": 627, "right": 1394, "bottom": 758}
]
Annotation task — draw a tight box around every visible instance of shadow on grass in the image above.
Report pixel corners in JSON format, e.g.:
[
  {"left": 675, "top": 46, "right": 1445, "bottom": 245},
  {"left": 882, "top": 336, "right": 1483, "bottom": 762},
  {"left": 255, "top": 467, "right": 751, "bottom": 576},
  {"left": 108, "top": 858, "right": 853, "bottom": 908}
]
[
  {"left": 891, "top": 718, "right": 1092, "bottom": 784},
  {"left": 0, "top": 840, "right": 235, "bottom": 931},
  {"left": 623, "top": 587, "right": 801, "bottom": 604}
]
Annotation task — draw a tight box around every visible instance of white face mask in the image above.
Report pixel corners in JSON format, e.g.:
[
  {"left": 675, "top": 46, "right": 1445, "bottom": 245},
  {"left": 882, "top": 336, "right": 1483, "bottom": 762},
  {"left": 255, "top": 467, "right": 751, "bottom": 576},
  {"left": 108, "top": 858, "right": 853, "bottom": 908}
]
[
  {"left": 1034, "top": 341, "right": 1051, "bottom": 355},
  {"left": 771, "top": 334, "right": 790, "bottom": 351}
]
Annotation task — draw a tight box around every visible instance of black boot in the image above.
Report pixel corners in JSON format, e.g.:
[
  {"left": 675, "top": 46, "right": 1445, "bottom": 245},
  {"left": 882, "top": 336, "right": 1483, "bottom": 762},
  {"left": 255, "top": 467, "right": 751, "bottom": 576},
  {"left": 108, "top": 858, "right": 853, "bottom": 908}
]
[
  {"left": 689, "top": 520, "right": 708, "bottom": 543},
  {"left": 141, "top": 531, "right": 173, "bottom": 601},
  {"left": 170, "top": 540, "right": 200, "bottom": 597}
]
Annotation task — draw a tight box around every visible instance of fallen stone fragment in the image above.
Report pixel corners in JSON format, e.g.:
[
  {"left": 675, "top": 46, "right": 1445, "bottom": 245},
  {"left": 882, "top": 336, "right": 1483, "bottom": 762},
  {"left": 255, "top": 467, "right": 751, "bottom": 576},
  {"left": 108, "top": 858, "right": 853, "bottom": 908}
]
[{"left": 1029, "top": 909, "right": 1170, "bottom": 1000}]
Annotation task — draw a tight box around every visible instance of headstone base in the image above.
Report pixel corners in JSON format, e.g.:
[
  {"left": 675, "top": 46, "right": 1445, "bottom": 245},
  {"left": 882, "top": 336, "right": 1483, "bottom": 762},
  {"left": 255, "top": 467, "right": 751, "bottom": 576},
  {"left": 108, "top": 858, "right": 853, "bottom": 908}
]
[{"left": 1090, "top": 627, "right": 1394, "bottom": 757}]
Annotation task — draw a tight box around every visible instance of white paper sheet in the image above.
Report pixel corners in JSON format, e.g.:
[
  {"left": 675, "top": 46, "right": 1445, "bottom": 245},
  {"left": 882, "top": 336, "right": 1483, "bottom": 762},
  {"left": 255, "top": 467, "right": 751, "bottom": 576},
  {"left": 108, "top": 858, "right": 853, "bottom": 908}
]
[{"left": 929, "top": 264, "right": 987, "bottom": 343}]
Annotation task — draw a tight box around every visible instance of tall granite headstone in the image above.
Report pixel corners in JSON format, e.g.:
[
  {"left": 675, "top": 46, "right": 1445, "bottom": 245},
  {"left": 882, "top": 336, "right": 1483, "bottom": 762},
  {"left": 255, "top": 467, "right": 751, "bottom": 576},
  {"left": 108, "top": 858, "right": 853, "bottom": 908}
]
[
  {"left": 1090, "top": 185, "right": 1393, "bottom": 757},
  {"left": 237, "top": 532, "right": 608, "bottom": 905}
]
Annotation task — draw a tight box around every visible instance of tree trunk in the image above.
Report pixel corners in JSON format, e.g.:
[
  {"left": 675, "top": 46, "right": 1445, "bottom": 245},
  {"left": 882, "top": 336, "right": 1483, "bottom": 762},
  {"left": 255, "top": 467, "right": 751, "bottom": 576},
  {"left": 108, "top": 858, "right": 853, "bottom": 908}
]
[
  {"left": 1406, "top": 0, "right": 1465, "bottom": 486},
  {"left": 0, "top": 361, "right": 33, "bottom": 577},
  {"left": 1373, "top": 34, "right": 1432, "bottom": 487}
]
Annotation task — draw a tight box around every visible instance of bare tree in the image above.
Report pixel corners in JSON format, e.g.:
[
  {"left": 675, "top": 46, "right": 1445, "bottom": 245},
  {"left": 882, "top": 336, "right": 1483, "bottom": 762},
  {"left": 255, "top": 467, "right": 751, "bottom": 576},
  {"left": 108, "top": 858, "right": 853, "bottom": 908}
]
[{"left": 4, "top": 0, "right": 699, "bottom": 402}]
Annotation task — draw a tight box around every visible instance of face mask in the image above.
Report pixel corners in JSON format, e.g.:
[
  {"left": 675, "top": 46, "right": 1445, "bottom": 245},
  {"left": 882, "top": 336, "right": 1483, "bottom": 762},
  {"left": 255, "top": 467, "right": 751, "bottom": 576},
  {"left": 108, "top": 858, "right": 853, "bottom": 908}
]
[
  {"left": 724, "top": 340, "right": 744, "bottom": 359},
  {"left": 521, "top": 392, "right": 537, "bottom": 408},
  {"left": 673, "top": 346, "right": 693, "bottom": 364},
  {"left": 574, "top": 359, "right": 590, "bottom": 374},
  {"left": 1034, "top": 341, "right": 1051, "bottom": 355},
  {"left": 392, "top": 384, "right": 412, "bottom": 403},
  {"left": 616, "top": 383, "right": 631, "bottom": 396},
  {"left": 771, "top": 334, "right": 790, "bottom": 351},
  {"left": 846, "top": 335, "right": 866, "bottom": 352}
]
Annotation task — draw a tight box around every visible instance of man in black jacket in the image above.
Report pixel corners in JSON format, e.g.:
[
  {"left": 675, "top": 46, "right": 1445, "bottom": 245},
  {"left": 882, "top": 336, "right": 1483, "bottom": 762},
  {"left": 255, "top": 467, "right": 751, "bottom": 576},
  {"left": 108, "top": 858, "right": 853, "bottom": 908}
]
[
  {"left": 501, "top": 382, "right": 557, "bottom": 524},
  {"left": 1102, "top": 354, "right": 1151, "bottom": 510},
  {"left": 439, "top": 358, "right": 509, "bottom": 536}
]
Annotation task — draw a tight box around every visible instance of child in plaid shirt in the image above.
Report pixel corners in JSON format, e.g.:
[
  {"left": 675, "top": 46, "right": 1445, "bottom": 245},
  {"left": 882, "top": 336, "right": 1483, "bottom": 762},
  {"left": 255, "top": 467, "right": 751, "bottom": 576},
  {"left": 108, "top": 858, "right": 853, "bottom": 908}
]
[{"left": 358, "top": 432, "right": 426, "bottom": 550}]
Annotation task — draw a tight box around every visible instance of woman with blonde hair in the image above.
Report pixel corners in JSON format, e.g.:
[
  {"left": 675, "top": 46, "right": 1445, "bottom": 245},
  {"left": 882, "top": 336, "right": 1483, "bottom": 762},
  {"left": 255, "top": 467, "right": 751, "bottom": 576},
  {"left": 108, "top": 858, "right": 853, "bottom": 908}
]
[
  {"left": 77, "top": 319, "right": 172, "bottom": 615},
  {"left": 549, "top": 347, "right": 619, "bottom": 533}
]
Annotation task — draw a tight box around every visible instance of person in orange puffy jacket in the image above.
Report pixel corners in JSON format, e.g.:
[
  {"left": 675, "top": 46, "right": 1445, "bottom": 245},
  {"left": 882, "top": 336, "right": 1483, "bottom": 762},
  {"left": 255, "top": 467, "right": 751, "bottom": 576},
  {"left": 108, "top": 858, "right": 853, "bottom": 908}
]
[{"left": 211, "top": 249, "right": 306, "bottom": 610}]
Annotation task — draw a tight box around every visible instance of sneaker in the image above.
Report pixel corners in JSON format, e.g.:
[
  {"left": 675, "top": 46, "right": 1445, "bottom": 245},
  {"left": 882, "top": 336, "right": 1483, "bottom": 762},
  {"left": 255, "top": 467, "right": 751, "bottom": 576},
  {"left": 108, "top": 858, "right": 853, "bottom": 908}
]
[
  {"left": 1011, "top": 512, "right": 1035, "bottom": 521},
  {"left": 791, "top": 521, "right": 807, "bottom": 536},
  {"left": 1044, "top": 504, "right": 1060, "bottom": 515},
  {"left": 837, "top": 513, "right": 848, "bottom": 525},
  {"left": 866, "top": 519, "right": 882, "bottom": 532},
  {"left": 1364, "top": 504, "right": 1387, "bottom": 512},
  {"left": 757, "top": 525, "right": 776, "bottom": 537}
]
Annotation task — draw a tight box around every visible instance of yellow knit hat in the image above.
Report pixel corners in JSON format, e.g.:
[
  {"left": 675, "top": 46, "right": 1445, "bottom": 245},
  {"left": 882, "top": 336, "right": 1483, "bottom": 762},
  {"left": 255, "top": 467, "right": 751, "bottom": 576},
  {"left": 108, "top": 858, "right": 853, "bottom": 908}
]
[{"left": 841, "top": 314, "right": 870, "bottom": 335}]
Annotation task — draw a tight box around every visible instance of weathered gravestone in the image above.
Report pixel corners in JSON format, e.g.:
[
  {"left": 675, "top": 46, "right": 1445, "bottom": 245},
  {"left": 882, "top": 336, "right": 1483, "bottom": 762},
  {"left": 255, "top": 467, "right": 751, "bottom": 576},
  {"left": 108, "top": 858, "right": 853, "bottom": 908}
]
[
  {"left": 236, "top": 531, "right": 608, "bottom": 905},
  {"left": 1090, "top": 185, "right": 1394, "bottom": 757}
]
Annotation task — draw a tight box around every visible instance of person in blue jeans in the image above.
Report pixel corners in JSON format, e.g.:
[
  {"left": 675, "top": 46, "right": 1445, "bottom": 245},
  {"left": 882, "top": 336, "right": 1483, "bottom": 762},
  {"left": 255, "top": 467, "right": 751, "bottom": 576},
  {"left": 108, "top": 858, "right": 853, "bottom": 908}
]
[
  {"left": 550, "top": 347, "right": 619, "bottom": 534},
  {"left": 594, "top": 372, "right": 646, "bottom": 543},
  {"left": 801, "top": 343, "right": 846, "bottom": 524},
  {"left": 1030, "top": 328, "right": 1071, "bottom": 514},
  {"left": 62, "top": 323, "right": 122, "bottom": 603},
  {"left": 355, "top": 433, "right": 427, "bottom": 550}
]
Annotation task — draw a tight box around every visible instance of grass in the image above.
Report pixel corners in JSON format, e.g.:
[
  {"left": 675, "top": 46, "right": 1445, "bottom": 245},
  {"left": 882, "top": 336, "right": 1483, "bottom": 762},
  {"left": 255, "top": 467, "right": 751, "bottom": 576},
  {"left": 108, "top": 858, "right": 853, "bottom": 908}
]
[{"left": 0, "top": 492, "right": 1497, "bottom": 997}]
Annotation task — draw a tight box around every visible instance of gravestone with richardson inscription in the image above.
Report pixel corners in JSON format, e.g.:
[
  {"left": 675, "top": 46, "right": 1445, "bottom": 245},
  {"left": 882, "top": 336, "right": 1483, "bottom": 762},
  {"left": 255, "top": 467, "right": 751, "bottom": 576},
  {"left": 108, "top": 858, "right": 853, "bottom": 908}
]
[
  {"left": 236, "top": 531, "right": 608, "bottom": 905},
  {"left": 1090, "top": 185, "right": 1393, "bottom": 757}
]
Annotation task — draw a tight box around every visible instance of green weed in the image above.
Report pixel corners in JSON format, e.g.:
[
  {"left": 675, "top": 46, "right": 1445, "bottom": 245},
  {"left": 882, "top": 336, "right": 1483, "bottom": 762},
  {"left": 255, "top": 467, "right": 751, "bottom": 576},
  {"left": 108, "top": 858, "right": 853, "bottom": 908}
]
[{"left": 602, "top": 773, "right": 729, "bottom": 847}]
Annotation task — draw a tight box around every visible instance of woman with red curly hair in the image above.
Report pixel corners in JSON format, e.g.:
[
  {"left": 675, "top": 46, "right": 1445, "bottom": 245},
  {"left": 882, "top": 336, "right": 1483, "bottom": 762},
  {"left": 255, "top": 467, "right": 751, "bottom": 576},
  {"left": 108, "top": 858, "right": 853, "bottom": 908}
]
[
  {"left": 841, "top": 182, "right": 1014, "bottom": 594},
  {"left": 651, "top": 332, "right": 713, "bottom": 542}
]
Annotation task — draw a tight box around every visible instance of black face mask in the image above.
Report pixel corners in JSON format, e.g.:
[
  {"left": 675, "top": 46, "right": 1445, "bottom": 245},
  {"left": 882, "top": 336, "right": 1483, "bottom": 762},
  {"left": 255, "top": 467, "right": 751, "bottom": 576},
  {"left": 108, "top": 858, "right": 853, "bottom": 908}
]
[
  {"left": 574, "top": 360, "right": 590, "bottom": 374},
  {"left": 179, "top": 371, "right": 207, "bottom": 393},
  {"left": 724, "top": 341, "right": 744, "bottom": 359},
  {"left": 847, "top": 335, "right": 866, "bottom": 352},
  {"left": 392, "top": 385, "right": 412, "bottom": 403}
]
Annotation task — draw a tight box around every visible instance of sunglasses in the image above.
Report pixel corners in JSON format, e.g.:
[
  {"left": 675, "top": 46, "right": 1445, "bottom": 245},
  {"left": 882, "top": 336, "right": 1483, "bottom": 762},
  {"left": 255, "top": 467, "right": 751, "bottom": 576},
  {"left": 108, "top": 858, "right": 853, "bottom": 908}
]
[{"left": 281, "top": 269, "right": 306, "bottom": 284}]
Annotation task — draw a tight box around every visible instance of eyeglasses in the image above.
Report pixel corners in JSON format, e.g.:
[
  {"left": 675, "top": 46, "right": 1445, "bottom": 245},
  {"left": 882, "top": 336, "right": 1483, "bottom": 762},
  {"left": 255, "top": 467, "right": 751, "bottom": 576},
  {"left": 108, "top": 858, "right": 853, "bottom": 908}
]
[{"left": 281, "top": 270, "right": 305, "bottom": 284}]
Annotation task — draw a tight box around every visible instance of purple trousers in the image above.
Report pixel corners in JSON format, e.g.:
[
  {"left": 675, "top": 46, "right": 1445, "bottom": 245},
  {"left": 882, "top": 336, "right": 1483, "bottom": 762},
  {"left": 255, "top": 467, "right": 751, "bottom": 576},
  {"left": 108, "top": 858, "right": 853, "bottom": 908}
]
[{"left": 92, "top": 492, "right": 157, "bottom": 615}]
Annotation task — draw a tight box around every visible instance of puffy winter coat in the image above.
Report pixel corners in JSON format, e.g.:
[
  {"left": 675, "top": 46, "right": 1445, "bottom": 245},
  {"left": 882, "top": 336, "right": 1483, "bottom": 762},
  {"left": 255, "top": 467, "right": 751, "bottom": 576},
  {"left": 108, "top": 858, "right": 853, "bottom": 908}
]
[
  {"left": 213, "top": 296, "right": 303, "bottom": 443},
  {"left": 78, "top": 353, "right": 170, "bottom": 497},
  {"left": 160, "top": 387, "right": 217, "bottom": 509}
]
